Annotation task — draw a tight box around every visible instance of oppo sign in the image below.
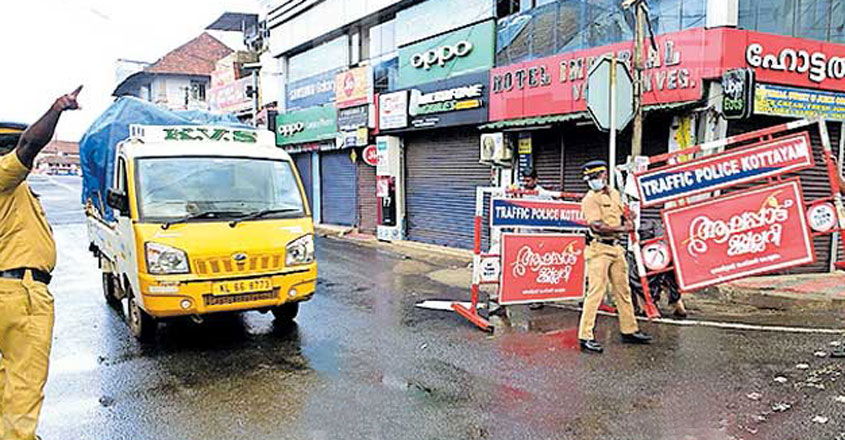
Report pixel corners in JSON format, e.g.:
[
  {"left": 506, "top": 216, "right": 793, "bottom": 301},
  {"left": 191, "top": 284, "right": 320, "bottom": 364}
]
[
  {"left": 410, "top": 40, "right": 473, "bottom": 70},
  {"left": 278, "top": 122, "right": 305, "bottom": 137}
]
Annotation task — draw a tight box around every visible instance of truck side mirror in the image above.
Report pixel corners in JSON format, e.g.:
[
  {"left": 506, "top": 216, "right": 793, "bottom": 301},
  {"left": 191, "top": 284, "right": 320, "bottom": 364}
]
[{"left": 106, "top": 188, "right": 129, "bottom": 216}]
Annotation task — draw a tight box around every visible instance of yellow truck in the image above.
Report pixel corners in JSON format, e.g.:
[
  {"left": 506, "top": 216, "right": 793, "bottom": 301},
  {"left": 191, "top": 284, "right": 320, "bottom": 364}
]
[{"left": 86, "top": 125, "right": 316, "bottom": 340}]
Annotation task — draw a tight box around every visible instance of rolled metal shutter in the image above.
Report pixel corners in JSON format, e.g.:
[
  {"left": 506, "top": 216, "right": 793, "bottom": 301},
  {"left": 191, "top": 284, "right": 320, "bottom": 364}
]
[
  {"left": 292, "top": 153, "right": 313, "bottom": 214},
  {"left": 405, "top": 128, "right": 491, "bottom": 249},
  {"left": 532, "top": 130, "right": 563, "bottom": 191},
  {"left": 321, "top": 150, "right": 358, "bottom": 226},
  {"left": 357, "top": 160, "right": 378, "bottom": 234}
]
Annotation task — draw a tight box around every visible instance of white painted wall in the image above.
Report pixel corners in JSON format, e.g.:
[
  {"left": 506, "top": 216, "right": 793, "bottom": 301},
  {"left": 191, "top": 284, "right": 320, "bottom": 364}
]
[
  {"left": 149, "top": 75, "right": 209, "bottom": 111},
  {"left": 706, "top": 0, "right": 738, "bottom": 28},
  {"left": 266, "top": 0, "right": 403, "bottom": 56}
]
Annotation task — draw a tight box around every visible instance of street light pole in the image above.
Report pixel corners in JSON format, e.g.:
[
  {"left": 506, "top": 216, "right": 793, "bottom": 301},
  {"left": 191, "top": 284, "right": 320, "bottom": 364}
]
[{"left": 631, "top": 0, "right": 645, "bottom": 158}]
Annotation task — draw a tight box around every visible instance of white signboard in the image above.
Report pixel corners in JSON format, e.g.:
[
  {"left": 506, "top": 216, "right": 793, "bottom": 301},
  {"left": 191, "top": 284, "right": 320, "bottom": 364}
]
[{"left": 378, "top": 91, "right": 408, "bottom": 130}]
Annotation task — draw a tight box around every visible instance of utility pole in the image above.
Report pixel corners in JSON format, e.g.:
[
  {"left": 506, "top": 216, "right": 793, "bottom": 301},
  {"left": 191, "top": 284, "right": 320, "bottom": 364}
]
[{"left": 630, "top": 0, "right": 646, "bottom": 157}]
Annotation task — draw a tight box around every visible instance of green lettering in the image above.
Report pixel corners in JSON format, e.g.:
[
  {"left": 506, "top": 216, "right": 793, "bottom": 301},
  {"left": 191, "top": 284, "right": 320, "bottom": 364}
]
[
  {"left": 163, "top": 128, "right": 180, "bottom": 140},
  {"left": 178, "top": 128, "right": 202, "bottom": 141},
  {"left": 233, "top": 130, "right": 257, "bottom": 143}
]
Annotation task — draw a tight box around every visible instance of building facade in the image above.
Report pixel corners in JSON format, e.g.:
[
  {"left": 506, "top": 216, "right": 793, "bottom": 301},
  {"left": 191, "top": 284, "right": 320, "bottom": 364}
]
[{"left": 261, "top": 0, "right": 845, "bottom": 271}]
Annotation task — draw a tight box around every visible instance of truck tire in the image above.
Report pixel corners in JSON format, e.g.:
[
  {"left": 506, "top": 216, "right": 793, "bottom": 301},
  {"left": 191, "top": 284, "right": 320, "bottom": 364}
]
[
  {"left": 127, "top": 287, "right": 156, "bottom": 342},
  {"left": 271, "top": 302, "right": 299, "bottom": 322},
  {"left": 102, "top": 273, "right": 120, "bottom": 308}
]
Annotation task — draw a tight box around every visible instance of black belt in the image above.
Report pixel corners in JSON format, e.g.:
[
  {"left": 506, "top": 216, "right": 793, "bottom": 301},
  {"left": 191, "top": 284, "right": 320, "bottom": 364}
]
[
  {"left": 0, "top": 268, "right": 52, "bottom": 285},
  {"left": 595, "top": 237, "right": 620, "bottom": 246}
]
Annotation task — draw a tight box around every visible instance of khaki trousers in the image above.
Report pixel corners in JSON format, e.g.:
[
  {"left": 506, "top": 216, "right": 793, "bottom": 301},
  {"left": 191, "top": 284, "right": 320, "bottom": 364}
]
[
  {"left": 578, "top": 243, "right": 638, "bottom": 340},
  {"left": 0, "top": 271, "right": 54, "bottom": 440}
]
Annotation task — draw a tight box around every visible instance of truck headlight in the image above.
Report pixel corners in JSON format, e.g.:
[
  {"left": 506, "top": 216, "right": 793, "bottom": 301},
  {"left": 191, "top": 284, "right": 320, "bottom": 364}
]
[
  {"left": 286, "top": 234, "right": 315, "bottom": 266},
  {"left": 145, "top": 242, "right": 190, "bottom": 274}
]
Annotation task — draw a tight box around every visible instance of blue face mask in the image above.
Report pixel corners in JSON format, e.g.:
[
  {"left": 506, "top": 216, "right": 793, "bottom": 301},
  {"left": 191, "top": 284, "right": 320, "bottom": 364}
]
[{"left": 587, "top": 178, "right": 606, "bottom": 191}]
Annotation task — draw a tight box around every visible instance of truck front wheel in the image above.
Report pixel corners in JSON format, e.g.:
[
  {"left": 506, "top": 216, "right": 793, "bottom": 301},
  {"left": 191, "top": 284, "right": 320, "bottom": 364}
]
[
  {"left": 127, "top": 287, "right": 156, "bottom": 342},
  {"left": 271, "top": 302, "right": 299, "bottom": 322}
]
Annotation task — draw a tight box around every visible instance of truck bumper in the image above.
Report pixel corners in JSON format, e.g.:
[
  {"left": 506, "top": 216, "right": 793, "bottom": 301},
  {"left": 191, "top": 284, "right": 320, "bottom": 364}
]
[{"left": 137, "top": 265, "right": 317, "bottom": 318}]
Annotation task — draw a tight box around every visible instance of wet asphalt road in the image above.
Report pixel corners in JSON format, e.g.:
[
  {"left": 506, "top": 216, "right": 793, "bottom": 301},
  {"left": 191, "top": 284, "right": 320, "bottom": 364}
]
[{"left": 26, "top": 175, "right": 845, "bottom": 440}]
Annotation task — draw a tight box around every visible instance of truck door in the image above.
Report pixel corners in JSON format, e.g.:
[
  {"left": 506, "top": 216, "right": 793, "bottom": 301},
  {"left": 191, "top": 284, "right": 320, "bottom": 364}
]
[{"left": 114, "top": 156, "right": 139, "bottom": 292}]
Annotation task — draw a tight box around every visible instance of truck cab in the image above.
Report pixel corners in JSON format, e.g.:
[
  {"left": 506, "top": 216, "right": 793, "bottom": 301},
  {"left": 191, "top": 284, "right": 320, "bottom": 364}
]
[{"left": 88, "top": 125, "right": 316, "bottom": 340}]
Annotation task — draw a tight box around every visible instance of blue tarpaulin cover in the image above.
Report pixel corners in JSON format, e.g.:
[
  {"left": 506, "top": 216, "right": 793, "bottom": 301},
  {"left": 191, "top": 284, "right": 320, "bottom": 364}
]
[{"left": 78, "top": 97, "right": 248, "bottom": 220}]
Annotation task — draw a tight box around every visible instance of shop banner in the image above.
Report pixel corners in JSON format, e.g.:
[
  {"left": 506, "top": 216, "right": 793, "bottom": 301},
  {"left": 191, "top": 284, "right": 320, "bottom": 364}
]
[
  {"left": 499, "top": 233, "right": 586, "bottom": 305},
  {"left": 381, "top": 71, "right": 489, "bottom": 132},
  {"left": 335, "top": 67, "right": 370, "bottom": 108},
  {"left": 397, "top": 20, "right": 495, "bottom": 89},
  {"left": 719, "top": 29, "right": 845, "bottom": 92},
  {"left": 491, "top": 198, "right": 587, "bottom": 229},
  {"left": 754, "top": 83, "right": 845, "bottom": 122},
  {"left": 208, "top": 76, "right": 252, "bottom": 114},
  {"left": 489, "top": 28, "right": 717, "bottom": 121},
  {"left": 337, "top": 105, "right": 369, "bottom": 132},
  {"left": 286, "top": 69, "right": 338, "bottom": 111},
  {"left": 636, "top": 132, "right": 814, "bottom": 207},
  {"left": 662, "top": 179, "right": 814, "bottom": 291},
  {"left": 378, "top": 91, "right": 408, "bottom": 130},
  {"left": 275, "top": 105, "right": 337, "bottom": 146}
]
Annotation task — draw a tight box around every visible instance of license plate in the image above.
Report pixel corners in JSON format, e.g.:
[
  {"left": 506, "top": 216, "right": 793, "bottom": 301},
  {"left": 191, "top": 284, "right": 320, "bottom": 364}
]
[{"left": 213, "top": 278, "right": 273, "bottom": 295}]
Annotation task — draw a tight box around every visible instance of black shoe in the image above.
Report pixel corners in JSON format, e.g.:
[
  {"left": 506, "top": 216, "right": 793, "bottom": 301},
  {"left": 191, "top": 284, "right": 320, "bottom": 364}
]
[
  {"left": 579, "top": 339, "right": 604, "bottom": 353},
  {"left": 621, "top": 332, "right": 653, "bottom": 344}
]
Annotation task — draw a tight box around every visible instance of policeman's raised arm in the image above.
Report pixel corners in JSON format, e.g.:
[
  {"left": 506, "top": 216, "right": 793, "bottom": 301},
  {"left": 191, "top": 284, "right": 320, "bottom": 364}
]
[{"left": 15, "top": 86, "right": 83, "bottom": 169}]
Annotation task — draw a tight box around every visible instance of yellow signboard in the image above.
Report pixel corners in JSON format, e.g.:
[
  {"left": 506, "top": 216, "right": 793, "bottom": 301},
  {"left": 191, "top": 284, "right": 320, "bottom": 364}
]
[{"left": 335, "top": 66, "right": 370, "bottom": 109}]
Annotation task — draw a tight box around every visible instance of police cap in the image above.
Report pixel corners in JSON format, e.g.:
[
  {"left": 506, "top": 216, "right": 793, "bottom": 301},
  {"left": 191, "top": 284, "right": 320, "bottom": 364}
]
[{"left": 582, "top": 160, "right": 608, "bottom": 180}]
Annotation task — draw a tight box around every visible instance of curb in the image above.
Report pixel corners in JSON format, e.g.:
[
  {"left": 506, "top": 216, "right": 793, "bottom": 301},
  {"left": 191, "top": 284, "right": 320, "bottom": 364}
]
[
  {"left": 707, "top": 284, "right": 845, "bottom": 312},
  {"left": 315, "top": 224, "right": 473, "bottom": 263}
]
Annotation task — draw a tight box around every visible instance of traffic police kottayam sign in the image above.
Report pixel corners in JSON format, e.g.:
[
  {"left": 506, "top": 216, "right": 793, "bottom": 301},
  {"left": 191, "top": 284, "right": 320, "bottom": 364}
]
[
  {"left": 586, "top": 57, "right": 634, "bottom": 132},
  {"left": 635, "top": 133, "right": 814, "bottom": 207},
  {"left": 491, "top": 198, "right": 588, "bottom": 229}
]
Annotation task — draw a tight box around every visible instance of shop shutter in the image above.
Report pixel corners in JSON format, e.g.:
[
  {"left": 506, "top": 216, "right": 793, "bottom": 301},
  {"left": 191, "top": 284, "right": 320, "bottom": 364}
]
[
  {"left": 405, "top": 128, "right": 491, "bottom": 249},
  {"left": 532, "top": 130, "right": 564, "bottom": 191},
  {"left": 292, "top": 153, "right": 313, "bottom": 214},
  {"left": 321, "top": 150, "right": 358, "bottom": 226},
  {"left": 728, "top": 117, "right": 842, "bottom": 273},
  {"left": 357, "top": 160, "right": 378, "bottom": 234}
]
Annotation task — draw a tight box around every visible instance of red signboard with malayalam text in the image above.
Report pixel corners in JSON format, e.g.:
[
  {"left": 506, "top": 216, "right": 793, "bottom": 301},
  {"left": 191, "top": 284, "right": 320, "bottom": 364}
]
[
  {"left": 662, "top": 179, "right": 815, "bottom": 291},
  {"left": 499, "top": 233, "right": 586, "bottom": 305}
]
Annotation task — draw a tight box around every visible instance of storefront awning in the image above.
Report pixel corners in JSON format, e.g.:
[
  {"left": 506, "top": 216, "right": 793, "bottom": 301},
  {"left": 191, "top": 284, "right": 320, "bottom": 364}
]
[{"left": 479, "top": 113, "right": 588, "bottom": 130}]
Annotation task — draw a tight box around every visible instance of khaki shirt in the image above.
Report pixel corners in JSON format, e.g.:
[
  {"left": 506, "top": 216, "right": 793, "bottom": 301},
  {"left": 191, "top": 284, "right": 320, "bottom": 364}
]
[
  {"left": 581, "top": 188, "right": 625, "bottom": 237},
  {"left": 0, "top": 152, "right": 56, "bottom": 272}
]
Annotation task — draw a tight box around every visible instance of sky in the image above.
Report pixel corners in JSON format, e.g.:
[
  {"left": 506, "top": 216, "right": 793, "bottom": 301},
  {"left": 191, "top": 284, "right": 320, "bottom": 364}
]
[{"left": 1, "top": 0, "right": 260, "bottom": 141}]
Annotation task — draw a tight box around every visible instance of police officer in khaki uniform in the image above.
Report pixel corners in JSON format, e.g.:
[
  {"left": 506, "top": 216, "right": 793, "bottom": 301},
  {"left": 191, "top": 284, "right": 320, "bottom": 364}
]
[
  {"left": 578, "top": 160, "right": 652, "bottom": 353},
  {"left": 0, "top": 86, "right": 81, "bottom": 440}
]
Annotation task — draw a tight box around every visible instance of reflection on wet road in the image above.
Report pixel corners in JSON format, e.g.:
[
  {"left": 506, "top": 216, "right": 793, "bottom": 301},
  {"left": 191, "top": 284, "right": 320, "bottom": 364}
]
[{"left": 34, "top": 176, "right": 845, "bottom": 440}]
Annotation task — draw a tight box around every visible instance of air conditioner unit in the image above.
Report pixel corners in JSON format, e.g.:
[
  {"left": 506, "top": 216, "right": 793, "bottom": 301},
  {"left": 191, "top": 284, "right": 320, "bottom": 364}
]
[
  {"left": 480, "top": 132, "right": 502, "bottom": 163},
  {"left": 493, "top": 136, "right": 512, "bottom": 162}
]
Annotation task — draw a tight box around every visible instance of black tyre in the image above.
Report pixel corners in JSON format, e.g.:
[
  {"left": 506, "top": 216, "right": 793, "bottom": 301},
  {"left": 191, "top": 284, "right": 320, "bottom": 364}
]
[
  {"left": 271, "top": 302, "right": 299, "bottom": 321},
  {"left": 102, "top": 273, "right": 121, "bottom": 308},
  {"left": 127, "top": 287, "right": 156, "bottom": 342}
]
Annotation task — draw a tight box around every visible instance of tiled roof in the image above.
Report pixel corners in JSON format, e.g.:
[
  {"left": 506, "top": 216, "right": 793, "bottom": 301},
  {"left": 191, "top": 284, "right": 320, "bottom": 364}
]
[{"left": 144, "top": 32, "right": 233, "bottom": 76}]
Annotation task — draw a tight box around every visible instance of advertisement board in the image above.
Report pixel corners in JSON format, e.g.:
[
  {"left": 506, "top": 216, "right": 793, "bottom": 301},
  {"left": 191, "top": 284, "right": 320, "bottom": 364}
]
[
  {"left": 208, "top": 76, "right": 252, "bottom": 114},
  {"left": 722, "top": 68, "right": 755, "bottom": 119},
  {"left": 378, "top": 91, "right": 408, "bottom": 130},
  {"left": 491, "top": 198, "right": 587, "bottom": 229},
  {"left": 335, "top": 67, "right": 370, "bottom": 108},
  {"left": 337, "top": 105, "right": 369, "bottom": 132},
  {"left": 754, "top": 83, "right": 845, "bottom": 122},
  {"left": 636, "top": 132, "right": 814, "bottom": 207},
  {"left": 275, "top": 105, "right": 337, "bottom": 146},
  {"left": 662, "top": 179, "right": 815, "bottom": 291},
  {"left": 381, "top": 71, "right": 489, "bottom": 132},
  {"left": 499, "top": 233, "right": 586, "bottom": 305},
  {"left": 286, "top": 69, "right": 338, "bottom": 111},
  {"left": 397, "top": 20, "right": 495, "bottom": 89}
]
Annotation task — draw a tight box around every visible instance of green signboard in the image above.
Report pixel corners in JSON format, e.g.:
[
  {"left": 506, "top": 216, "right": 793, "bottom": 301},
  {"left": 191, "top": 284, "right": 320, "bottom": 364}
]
[
  {"left": 397, "top": 20, "right": 495, "bottom": 89},
  {"left": 275, "top": 104, "right": 337, "bottom": 146}
]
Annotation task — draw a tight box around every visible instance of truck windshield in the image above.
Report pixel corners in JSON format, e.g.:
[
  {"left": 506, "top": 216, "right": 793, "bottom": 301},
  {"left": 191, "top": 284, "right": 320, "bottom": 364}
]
[{"left": 135, "top": 157, "right": 305, "bottom": 222}]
